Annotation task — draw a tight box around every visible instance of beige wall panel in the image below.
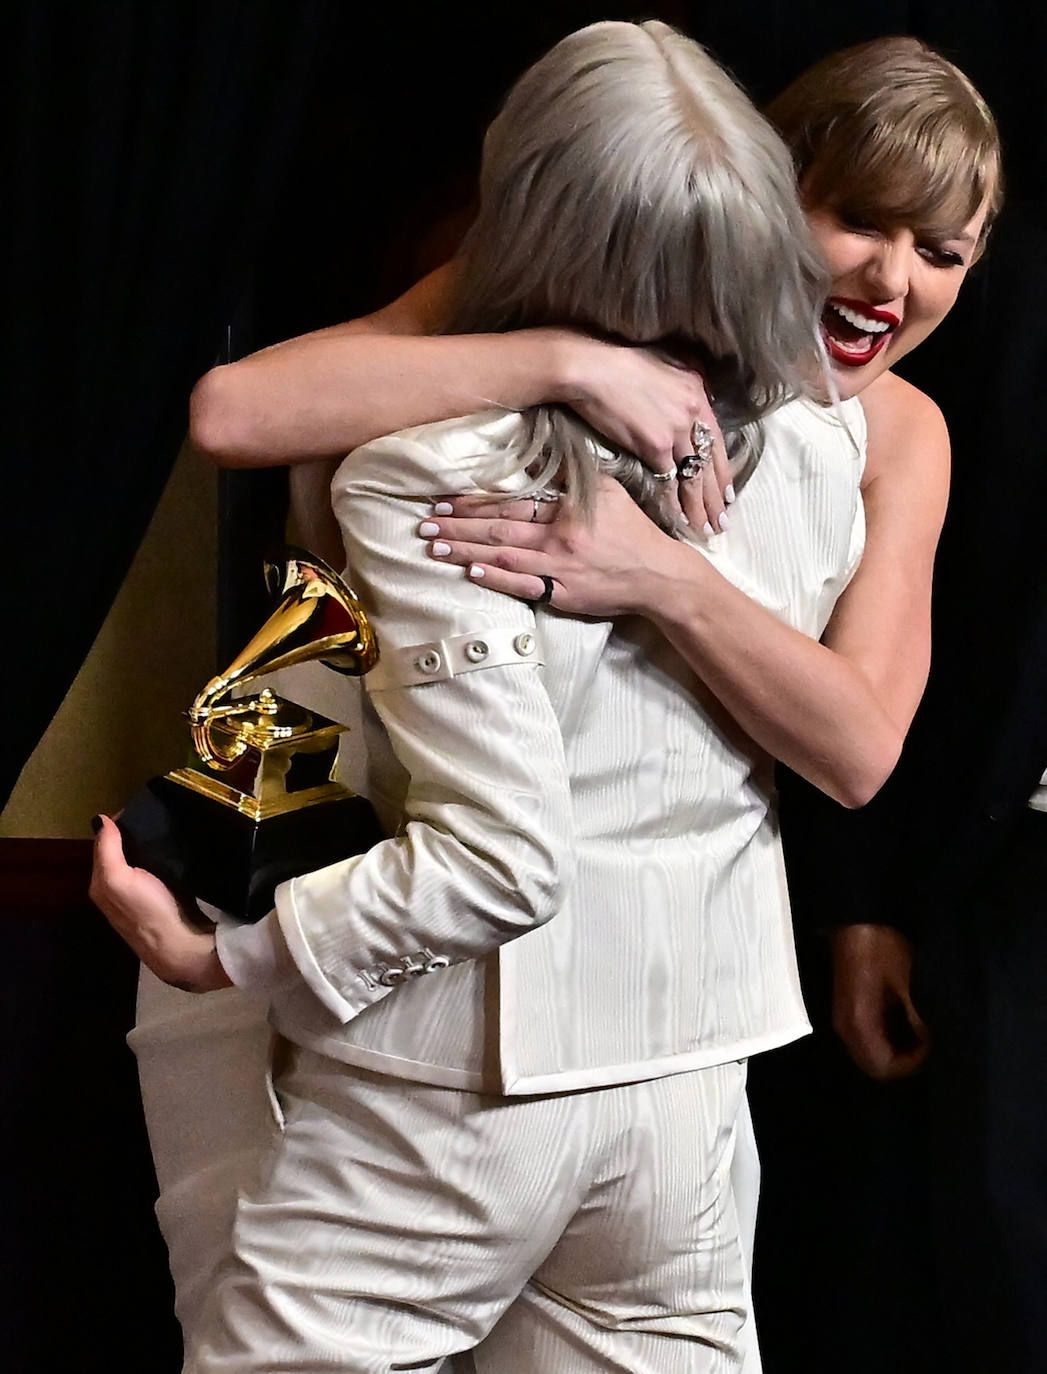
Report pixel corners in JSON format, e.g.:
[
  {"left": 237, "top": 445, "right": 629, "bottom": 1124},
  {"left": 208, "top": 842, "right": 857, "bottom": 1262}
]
[{"left": 1, "top": 444, "right": 217, "bottom": 839}]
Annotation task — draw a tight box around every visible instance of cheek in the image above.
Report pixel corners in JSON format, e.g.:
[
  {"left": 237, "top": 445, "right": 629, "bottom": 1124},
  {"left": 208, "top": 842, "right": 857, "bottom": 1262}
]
[
  {"left": 821, "top": 241, "right": 861, "bottom": 286},
  {"left": 912, "top": 277, "right": 967, "bottom": 335},
  {"left": 804, "top": 218, "right": 853, "bottom": 284}
]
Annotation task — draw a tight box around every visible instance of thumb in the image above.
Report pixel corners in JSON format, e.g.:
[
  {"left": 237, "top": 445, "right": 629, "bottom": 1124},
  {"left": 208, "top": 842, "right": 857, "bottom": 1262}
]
[{"left": 92, "top": 814, "right": 130, "bottom": 876}]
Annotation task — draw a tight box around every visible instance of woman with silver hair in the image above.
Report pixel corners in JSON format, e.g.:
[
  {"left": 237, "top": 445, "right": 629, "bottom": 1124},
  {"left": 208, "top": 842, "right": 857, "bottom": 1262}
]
[{"left": 93, "top": 23, "right": 996, "bottom": 1373}]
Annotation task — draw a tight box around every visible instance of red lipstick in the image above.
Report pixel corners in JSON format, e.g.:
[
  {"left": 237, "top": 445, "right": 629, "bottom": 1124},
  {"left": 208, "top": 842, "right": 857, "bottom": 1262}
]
[
  {"left": 830, "top": 297, "right": 901, "bottom": 328},
  {"left": 821, "top": 297, "right": 900, "bottom": 368}
]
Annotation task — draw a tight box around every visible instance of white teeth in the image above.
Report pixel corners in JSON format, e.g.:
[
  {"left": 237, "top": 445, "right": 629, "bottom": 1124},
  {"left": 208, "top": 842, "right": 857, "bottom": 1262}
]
[{"left": 829, "top": 301, "right": 892, "bottom": 333}]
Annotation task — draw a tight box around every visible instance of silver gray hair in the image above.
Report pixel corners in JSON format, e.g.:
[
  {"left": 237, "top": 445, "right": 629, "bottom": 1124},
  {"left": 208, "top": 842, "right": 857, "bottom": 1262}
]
[{"left": 442, "top": 20, "right": 826, "bottom": 529}]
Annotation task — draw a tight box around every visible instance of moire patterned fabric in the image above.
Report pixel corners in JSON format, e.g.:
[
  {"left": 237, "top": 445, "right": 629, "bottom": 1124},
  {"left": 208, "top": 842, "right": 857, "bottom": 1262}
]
[{"left": 220, "top": 398, "right": 866, "bottom": 1092}]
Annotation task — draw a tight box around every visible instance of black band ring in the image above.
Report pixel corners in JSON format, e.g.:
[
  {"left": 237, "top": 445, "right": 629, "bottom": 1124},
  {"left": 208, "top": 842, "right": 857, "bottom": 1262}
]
[
  {"left": 677, "top": 452, "right": 710, "bottom": 481},
  {"left": 532, "top": 574, "right": 555, "bottom": 607}
]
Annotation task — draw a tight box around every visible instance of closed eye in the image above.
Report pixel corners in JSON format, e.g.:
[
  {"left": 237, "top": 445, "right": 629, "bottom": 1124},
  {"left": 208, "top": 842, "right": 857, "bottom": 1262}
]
[
  {"left": 918, "top": 243, "right": 965, "bottom": 268},
  {"left": 837, "top": 210, "right": 878, "bottom": 235}
]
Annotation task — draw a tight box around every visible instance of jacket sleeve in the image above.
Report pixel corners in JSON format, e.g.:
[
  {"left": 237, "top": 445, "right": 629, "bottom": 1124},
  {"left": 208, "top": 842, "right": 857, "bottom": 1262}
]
[{"left": 219, "top": 421, "right": 575, "bottom": 1023}]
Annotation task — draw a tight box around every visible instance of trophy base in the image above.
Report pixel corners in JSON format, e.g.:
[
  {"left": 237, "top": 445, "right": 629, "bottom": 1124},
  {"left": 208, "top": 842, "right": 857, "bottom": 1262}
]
[{"left": 117, "top": 774, "right": 386, "bottom": 923}]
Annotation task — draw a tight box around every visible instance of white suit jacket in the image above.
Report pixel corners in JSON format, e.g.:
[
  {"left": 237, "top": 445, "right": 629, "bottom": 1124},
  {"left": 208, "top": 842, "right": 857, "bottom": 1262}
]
[{"left": 220, "top": 399, "right": 866, "bottom": 1094}]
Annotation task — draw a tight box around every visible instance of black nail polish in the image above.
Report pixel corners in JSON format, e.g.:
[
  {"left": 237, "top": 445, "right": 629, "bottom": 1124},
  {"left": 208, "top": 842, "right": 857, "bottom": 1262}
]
[{"left": 90, "top": 815, "right": 103, "bottom": 834}]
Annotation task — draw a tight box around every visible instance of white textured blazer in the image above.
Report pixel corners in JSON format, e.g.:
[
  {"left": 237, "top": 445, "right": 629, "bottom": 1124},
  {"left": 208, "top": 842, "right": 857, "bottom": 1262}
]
[{"left": 219, "top": 399, "right": 867, "bottom": 1094}]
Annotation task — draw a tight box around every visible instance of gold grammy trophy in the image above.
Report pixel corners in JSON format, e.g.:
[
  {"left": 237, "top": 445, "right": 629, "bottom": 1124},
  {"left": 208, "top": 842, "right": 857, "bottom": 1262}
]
[{"left": 117, "top": 547, "right": 385, "bottom": 922}]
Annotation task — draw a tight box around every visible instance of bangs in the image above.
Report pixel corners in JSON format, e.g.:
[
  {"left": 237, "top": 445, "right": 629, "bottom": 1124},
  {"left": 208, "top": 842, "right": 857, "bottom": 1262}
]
[
  {"left": 804, "top": 105, "right": 995, "bottom": 238},
  {"left": 769, "top": 37, "right": 1003, "bottom": 248}
]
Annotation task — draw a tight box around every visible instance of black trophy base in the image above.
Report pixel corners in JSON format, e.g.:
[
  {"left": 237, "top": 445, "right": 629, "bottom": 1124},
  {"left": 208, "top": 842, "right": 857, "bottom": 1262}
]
[{"left": 117, "top": 775, "right": 386, "bottom": 923}]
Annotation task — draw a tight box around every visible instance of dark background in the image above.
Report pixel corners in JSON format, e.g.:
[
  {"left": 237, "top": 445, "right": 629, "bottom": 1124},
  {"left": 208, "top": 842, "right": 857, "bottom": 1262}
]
[
  {"left": 4, "top": 3, "right": 1043, "bottom": 1370},
  {"left": 5, "top": 0, "right": 1044, "bottom": 806}
]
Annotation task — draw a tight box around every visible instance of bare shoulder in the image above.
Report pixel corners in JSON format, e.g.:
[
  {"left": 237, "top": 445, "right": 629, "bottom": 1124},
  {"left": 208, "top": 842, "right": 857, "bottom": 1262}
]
[{"left": 858, "top": 373, "right": 950, "bottom": 491}]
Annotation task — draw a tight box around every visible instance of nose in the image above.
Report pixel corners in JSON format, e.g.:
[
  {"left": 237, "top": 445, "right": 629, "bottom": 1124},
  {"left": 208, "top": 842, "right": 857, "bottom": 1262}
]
[{"left": 865, "top": 231, "right": 914, "bottom": 304}]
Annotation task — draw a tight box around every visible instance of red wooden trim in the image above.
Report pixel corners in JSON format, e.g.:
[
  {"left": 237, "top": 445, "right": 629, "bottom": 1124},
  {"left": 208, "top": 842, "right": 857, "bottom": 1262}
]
[{"left": 0, "top": 837, "right": 94, "bottom": 914}]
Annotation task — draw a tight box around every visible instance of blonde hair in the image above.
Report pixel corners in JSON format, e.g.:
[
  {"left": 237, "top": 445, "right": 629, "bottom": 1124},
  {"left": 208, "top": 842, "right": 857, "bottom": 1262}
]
[
  {"left": 768, "top": 36, "right": 1002, "bottom": 253},
  {"left": 442, "top": 20, "right": 826, "bottom": 529}
]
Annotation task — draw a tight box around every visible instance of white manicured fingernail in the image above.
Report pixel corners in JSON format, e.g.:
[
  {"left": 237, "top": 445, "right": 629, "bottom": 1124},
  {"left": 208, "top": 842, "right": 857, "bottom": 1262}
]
[
  {"left": 718, "top": 511, "right": 730, "bottom": 531},
  {"left": 468, "top": 564, "right": 485, "bottom": 579},
  {"left": 431, "top": 541, "right": 451, "bottom": 556},
  {"left": 433, "top": 502, "right": 453, "bottom": 515},
  {"left": 679, "top": 514, "right": 690, "bottom": 526},
  {"left": 419, "top": 521, "right": 440, "bottom": 537},
  {"left": 725, "top": 484, "right": 736, "bottom": 505},
  {"left": 703, "top": 521, "right": 715, "bottom": 537}
]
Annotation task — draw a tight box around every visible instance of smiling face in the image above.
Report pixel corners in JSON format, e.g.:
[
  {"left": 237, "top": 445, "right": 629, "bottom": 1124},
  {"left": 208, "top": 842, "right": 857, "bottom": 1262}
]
[
  {"left": 766, "top": 37, "right": 1002, "bottom": 401},
  {"left": 807, "top": 198, "right": 990, "bottom": 399}
]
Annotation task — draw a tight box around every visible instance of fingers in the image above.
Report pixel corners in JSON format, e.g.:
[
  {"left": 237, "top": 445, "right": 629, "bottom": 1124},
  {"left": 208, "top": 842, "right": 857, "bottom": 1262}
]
[
  {"left": 899, "top": 988, "right": 932, "bottom": 1064},
  {"left": 418, "top": 516, "right": 551, "bottom": 553},
  {"left": 427, "top": 535, "right": 550, "bottom": 580},
  {"left": 675, "top": 403, "right": 732, "bottom": 535},
  {"left": 660, "top": 392, "right": 728, "bottom": 536},
  {"left": 834, "top": 1007, "right": 899, "bottom": 1081},
  {"left": 834, "top": 989, "right": 931, "bottom": 1082},
  {"left": 708, "top": 422, "right": 734, "bottom": 521},
  {"left": 422, "top": 526, "right": 559, "bottom": 604},
  {"left": 435, "top": 495, "right": 559, "bottom": 525},
  {"left": 838, "top": 1024, "right": 921, "bottom": 1081},
  {"left": 673, "top": 461, "right": 712, "bottom": 534},
  {"left": 89, "top": 814, "right": 130, "bottom": 894},
  {"left": 464, "top": 563, "right": 552, "bottom": 604}
]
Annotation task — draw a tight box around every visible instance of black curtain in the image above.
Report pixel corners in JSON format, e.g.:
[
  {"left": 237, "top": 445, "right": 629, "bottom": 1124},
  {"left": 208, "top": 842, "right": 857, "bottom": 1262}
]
[
  {"left": 7, "top": 0, "right": 1042, "bottom": 808},
  {"left": 3, "top": 1, "right": 338, "bottom": 808},
  {"left": 5, "top": 1, "right": 1045, "bottom": 1369}
]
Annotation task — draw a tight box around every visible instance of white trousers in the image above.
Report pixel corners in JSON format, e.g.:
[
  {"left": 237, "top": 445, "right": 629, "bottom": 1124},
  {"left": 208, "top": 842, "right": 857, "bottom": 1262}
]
[
  {"left": 187, "top": 1046, "right": 757, "bottom": 1374},
  {"left": 131, "top": 973, "right": 281, "bottom": 1342},
  {"left": 134, "top": 976, "right": 763, "bottom": 1373}
]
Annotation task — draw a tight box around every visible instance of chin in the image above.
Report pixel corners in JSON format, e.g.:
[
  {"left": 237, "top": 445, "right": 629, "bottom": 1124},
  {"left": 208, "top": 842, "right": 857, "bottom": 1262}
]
[
  {"left": 820, "top": 327, "right": 892, "bottom": 401},
  {"left": 824, "top": 363, "right": 869, "bottom": 402}
]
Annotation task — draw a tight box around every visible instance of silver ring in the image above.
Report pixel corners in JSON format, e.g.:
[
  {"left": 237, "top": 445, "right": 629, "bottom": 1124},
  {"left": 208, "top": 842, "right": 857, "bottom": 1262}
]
[
  {"left": 649, "top": 469, "right": 677, "bottom": 484},
  {"left": 531, "top": 575, "right": 555, "bottom": 607}
]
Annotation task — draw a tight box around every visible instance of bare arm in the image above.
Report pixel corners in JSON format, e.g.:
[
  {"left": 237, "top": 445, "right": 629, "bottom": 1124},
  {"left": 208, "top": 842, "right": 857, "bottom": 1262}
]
[
  {"left": 188, "top": 265, "right": 730, "bottom": 528},
  {"left": 643, "top": 376, "right": 947, "bottom": 804},
  {"left": 189, "top": 263, "right": 564, "bottom": 462},
  {"left": 416, "top": 374, "right": 950, "bottom": 807},
  {"left": 655, "top": 376, "right": 946, "bottom": 802},
  {"left": 819, "top": 373, "right": 949, "bottom": 739}
]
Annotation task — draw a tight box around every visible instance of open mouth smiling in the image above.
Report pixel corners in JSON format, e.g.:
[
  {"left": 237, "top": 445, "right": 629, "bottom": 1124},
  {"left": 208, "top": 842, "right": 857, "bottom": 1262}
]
[{"left": 820, "top": 296, "right": 901, "bottom": 367}]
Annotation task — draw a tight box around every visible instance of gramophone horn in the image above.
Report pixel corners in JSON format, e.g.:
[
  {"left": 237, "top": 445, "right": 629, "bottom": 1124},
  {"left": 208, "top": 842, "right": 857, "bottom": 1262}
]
[{"left": 188, "top": 546, "right": 378, "bottom": 767}]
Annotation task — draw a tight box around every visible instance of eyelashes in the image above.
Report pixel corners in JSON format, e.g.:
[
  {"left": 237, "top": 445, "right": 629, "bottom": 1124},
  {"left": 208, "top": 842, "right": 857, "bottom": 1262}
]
[
  {"left": 918, "top": 245, "right": 965, "bottom": 268},
  {"left": 835, "top": 211, "right": 966, "bottom": 268}
]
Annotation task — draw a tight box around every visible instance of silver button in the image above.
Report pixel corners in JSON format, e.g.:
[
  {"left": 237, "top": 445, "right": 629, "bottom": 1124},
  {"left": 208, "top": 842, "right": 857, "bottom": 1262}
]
[
  {"left": 377, "top": 964, "right": 404, "bottom": 988},
  {"left": 415, "top": 649, "right": 442, "bottom": 675},
  {"left": 464, "top": 639, "right": 489, "bottom": 663},
  {"left": 424, "top": 953, "right": 450, "bottom": 974},
  {"left": 399, "top": 955, "right": 425, "bottom": 979},
  {"left": 513, "top": 633, "right": 536, "bottom": 656}
]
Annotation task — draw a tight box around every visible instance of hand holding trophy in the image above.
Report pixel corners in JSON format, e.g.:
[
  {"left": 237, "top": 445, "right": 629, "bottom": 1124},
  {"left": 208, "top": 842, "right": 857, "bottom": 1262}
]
[{"left": 115, "top": 547, "right": 385, "bottom": 923}]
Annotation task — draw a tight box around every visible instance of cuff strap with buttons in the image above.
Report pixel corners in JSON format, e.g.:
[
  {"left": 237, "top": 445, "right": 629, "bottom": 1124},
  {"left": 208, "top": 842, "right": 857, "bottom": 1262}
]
[{"left": 365, "top": 627, "right": 544, "bottom": 691}]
